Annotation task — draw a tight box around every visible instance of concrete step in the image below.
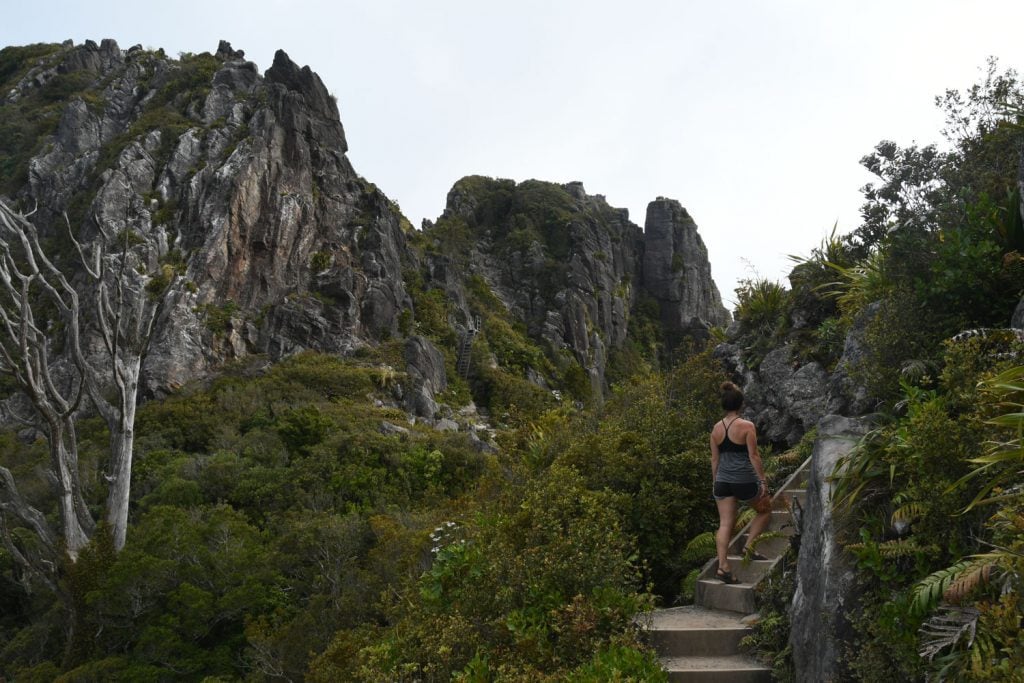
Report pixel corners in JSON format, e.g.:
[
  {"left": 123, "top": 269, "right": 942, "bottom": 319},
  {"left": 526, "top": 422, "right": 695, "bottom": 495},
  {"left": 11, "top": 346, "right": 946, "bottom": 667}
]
[
  {"left": 648, "top": 456, "right": 811, "bottom": 679},
  {"left": 720, "top": 557, "right": 774, "bottom": 584},
  {"left": 728, "top": 532, "right": 791, "bottom": 559},
  {"left": 695, "top": 580, "right": 756, "bottom": 614},
  {"left": 766, "top": 509, "right": 795, "bottom": 532},
  {"left": 644, "top": 606, "right": 753, "bottom": 657},
  {"left": 662, "top": 654, "right": 772, "bottom": 682}
]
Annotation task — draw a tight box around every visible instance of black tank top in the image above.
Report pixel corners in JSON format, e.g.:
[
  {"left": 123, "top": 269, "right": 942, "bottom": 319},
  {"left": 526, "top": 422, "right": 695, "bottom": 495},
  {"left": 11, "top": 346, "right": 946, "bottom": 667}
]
[
  {"left": 716, "top": 418, "right": 756, "bottom": 483},
  {"left": 718, "top": 418, "right": 748, "bottom": 454}
]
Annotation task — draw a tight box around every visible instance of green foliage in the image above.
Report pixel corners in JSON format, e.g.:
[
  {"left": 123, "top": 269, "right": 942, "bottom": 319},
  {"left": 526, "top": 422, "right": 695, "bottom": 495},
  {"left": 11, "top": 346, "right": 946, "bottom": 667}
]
[
  {"left": 150, "top": 197, "right": 178, "bottom": 227},
  {"left": 833, "top": 329, "right": 1024, "bottom": 679},
  {"left": 782, "top": 228, "right": 851, "bottom": 365},
  {"left": 742, "top": 546, "right": 798, "bottom": 681},
  {"left": 314, "top": 467, "right": 653, "bottom": 681},
  {"left": 0, "top": 52, "right": 66, "bottom": 193},
  {"left": 735, "top": 278, "right": 789, "bottom": 338},
  {"left": 613, "top": 291, "right": 664, "bottom": 375},
  {"left": 560, "top": 360, "right": 592, "bottom": 403},
  {"left": 732, "top": 278, "right": 790, "bottom": 367},
  {"left": 680, "top": 532, "right": 717, "bottom": 565},
  {"left": 310, "top": 249, "right": 332, "bottom": 272},
  {"left": 0, "top": 43, "right": 62, "bottom": 88},
  {"left": 563, "top": 641, "right": 668, "bottom": 682},
  {"left": 916, "top": 201, "right": 1024, "bottom": 332},
  {"left": 474, "top": 361, "right": 556, "bottom": 425},
  {"left": 845, "top": 589, "right": 928, "bottom": 682},
  {"left": 194, "top": 300, "right": 239, "bottom": 334},
  {"left": 554, "top": 351, "right": 724, "bottom": 599},
  {"left": 912, "top": 559, "right": 992, "bottom": 616},
  {"left": 1, "top": 352, "right": 494, "bottom": 681}
]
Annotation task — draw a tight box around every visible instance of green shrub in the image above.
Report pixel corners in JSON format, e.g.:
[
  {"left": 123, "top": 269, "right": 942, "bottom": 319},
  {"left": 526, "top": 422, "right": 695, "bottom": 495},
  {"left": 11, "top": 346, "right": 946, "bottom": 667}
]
[
  {"left": 322, "top": 467, "right": 652, "bottom": 680},
  {"left": 555, "top": 350, "right": 724, "bottom": 600},
  {"left": 734, "top": 278, "right": 789, "bottom": 339},
  {"left": 310, "top": 250, "right": 332, "bottom": 271},
  {"left": 0, "top": 43, "right": 62, "bottom": 88},
  {"left": 564, "top": 641, "right": 668, "bottom": 682}
]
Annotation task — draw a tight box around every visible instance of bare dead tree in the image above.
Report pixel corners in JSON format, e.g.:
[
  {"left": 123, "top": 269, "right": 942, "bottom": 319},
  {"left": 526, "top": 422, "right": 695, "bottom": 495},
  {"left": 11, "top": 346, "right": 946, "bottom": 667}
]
[{"left": 0, "top": 197, "right": 167, "bottom": 573}]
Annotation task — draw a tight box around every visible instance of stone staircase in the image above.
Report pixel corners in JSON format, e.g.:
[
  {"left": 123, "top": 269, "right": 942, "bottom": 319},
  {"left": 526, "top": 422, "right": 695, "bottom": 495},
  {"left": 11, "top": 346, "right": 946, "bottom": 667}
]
[{"left": 642, "top": 458, "right": 811, "bottom": 682}]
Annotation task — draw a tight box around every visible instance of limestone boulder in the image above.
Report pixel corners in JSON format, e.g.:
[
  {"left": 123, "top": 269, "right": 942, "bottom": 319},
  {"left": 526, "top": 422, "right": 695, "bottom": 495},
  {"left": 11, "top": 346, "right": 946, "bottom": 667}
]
[{"left": 790, "top": 415, "right": 871, "bottom": 683}]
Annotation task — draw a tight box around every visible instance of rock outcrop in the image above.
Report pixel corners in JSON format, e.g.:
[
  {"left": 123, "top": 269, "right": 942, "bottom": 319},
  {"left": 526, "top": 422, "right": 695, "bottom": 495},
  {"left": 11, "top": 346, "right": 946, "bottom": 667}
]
[
  {"left": 790, "top": 415, "right": 871, "bottom": 683},
  {"left": 404, "top": 335, "right": 448, "bottom": 418},
  {"left": 3, "top": 39, "right": 412, "bottom": 395},
  {"left": 418, "top": 177, "right": 729, "bottom": 391},
  {"left": 1, "top": 39, "right": 730, "bottom": 405},
  {"left": 715, "top": 292, "right": 875, "bottom": 448},
  {"left": 641, "top": 198, "right": 730, "bottom": 342}
]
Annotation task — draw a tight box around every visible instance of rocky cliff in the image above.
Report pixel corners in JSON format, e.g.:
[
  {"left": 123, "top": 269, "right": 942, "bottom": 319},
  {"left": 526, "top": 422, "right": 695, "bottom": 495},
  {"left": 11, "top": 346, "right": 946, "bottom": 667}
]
[
  {"left": 2, "top": 39, "right": 412, "bottom": 396},
  {"left": 0, "top": 38, "right": 728, "bottom": 409},
  {"left": 411, "top": 177, "right": 729, "bottom": 394}
]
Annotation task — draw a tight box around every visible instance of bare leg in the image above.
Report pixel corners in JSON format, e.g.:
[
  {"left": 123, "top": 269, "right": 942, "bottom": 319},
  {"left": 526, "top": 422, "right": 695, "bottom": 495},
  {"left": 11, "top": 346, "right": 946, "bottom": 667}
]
[
  {"left": 715, "top": 496, "right": 737, "bottom": 573},
  {"left": 744, "top": 508, "right": 773, "bottom": 554}
]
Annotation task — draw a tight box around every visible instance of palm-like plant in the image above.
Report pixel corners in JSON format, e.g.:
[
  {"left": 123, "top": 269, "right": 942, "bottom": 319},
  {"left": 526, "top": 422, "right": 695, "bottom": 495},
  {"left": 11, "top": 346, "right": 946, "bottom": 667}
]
[
  {"left": 911, "top": 366, "right": 1024, "bottom": 677},
  {"left": 950, "top": 365, "right": 1024, "bottom": 511}
]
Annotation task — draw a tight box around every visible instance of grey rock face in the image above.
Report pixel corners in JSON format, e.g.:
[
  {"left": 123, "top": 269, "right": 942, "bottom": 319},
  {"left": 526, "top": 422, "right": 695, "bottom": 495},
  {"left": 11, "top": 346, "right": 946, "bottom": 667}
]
[
  {"left": 790, "top": 415, "right": 871, "bottom": 683},
  {"left": 426, "top": 179, "right": 728, "bottom": 391},
  {"left": 404, "top": 336, "right": 448, "bottom": 418},
  {"left": 714, "top": 342, "right": 830, "bottom": 446},
  {"left": 1012, "top": 297, "right": 1024, "bottom": 329},
  {"left": 641, "top": 198, "right": 730, "bottom": 338},
  {"left": 715, "top": 300, "right": 879, "bottom": 447},
  {"left": 826, "top": 301, "right": 878, "bottom": 417},
  {"left": 6, "top": 40, "right": 731, "bottom": 405},
  {"left": 6, "top": 40, "right": 412, "bottom": 395},
  {"left": 380, "top": 421, "right": 410, "bottom": 436},
  {"left": 749, "top": 346, "right": 830, "bottom": 445}
]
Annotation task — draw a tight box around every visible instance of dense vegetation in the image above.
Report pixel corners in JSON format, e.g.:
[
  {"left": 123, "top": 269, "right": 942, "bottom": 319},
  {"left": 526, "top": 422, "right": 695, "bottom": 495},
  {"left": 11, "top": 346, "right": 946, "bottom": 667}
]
[
  {"left": 1, "top": 43, "right": 729, "bottom": 680},
  {"left": 3, "top": 38, "right": 1024, "bottom": 682},
  {"left": 733, "top": 60, "right": 1024, "bottom": 680},
  {"left": 0, "top": 344, "right": 734, "bottom": 681}
]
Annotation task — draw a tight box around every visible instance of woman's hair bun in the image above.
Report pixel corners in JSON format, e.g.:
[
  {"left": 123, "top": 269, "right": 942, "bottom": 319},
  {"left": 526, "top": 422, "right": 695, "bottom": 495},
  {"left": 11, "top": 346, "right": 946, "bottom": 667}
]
[{"left": 720, "top": 381, "right": 744, "bottom": 410}]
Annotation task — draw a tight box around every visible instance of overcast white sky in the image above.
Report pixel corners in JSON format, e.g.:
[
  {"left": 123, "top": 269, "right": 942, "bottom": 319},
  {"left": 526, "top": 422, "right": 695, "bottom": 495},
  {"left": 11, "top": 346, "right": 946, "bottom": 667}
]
[{"left": 5, "top": 1, "right": 1024, "bottom": 308}]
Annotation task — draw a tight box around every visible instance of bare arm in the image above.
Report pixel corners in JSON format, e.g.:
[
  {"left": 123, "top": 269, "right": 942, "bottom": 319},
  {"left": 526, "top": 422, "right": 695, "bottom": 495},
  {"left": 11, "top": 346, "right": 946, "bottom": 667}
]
[
  {"left": 709, "top": 431, "right": 720, "bottom": 482},
  {"left": 745, "top": 423, "right": 767, "bottom": 490}
]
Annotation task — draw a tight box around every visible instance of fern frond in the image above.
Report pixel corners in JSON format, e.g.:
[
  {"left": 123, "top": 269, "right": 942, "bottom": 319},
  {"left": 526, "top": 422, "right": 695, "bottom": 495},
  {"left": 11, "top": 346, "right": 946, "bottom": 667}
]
[
  {"left": 742, "top": 531, "right": 786, "bottom": 565},
  {"left": 876, "top": 539, "right": 937, "bottom": 558},
  {"left": 734, "top": 508, "right": 756, "bottom": 532},
  {"left": 912, "top": 560, "right": 975, "bottom": 615},
  {"left": 679, "top": 568, "right": 701, "bottom": 603},
  {"left": 891, "top": 502, "right": 926, "bottom": 525},
  {"left": 681, "top": 531, "right": 716, "bottom": 564},
  {"left": 918, "top": 604, "right": 980, "bottom": 661},
  {"left": 943, "top": 563, "right": 995, "bottom": 604},
  {"left": 829, "top": 428, "right": 890, "bottom": 512}
]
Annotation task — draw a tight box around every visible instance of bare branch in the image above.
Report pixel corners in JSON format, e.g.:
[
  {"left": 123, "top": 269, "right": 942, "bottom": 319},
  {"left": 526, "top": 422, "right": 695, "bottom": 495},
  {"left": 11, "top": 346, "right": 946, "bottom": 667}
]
[
  {"left": 0, "top": 512, "right": 59, "bottom": 595},
  {"left": 0, "top": 194, "right": 158, "bottom": 556},
  {"left": 65, "top": 212, "right": 102, "bottom": 280},
  {"left": 0, "top": 465, "right": 57, "bottom": 555}
]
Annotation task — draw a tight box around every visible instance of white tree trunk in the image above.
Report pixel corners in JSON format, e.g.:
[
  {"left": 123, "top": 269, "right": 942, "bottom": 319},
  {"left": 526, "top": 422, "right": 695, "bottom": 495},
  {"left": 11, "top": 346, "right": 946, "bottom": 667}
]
[
  {"left": 50, "top": 420, "right": 93, "bottom": 559},
  {"left": 105, "top": 360, "right": 140, "bottom": 551},
  {"left": 0, "top": 199, "right": 166, "bottom": 570}
]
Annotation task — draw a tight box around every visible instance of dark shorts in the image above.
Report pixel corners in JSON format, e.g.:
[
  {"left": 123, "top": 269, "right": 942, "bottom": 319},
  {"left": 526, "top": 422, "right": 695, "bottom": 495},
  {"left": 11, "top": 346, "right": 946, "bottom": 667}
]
[{"left": 713, "top": 480, "right": 759, "bottom": 502}]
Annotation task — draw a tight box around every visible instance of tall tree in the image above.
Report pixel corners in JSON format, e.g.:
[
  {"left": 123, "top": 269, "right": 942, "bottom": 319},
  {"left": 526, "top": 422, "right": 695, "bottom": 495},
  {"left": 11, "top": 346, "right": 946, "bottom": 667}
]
[{"left": 0, "top": 198, "right": 168, "bottom": 575}]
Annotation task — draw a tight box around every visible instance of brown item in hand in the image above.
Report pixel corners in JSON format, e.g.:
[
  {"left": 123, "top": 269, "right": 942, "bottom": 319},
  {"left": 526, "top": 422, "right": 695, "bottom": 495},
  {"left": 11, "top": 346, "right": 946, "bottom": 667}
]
[{"left": 751, "top": 490, "right": 772, "bottom": 514}]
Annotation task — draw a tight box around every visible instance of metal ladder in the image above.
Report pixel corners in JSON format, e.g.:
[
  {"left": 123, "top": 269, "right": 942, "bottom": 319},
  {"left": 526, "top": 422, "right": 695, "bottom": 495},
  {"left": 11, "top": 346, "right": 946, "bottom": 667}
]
[{"left": 455, "top": 318, "right": 480, "bottom": 378}]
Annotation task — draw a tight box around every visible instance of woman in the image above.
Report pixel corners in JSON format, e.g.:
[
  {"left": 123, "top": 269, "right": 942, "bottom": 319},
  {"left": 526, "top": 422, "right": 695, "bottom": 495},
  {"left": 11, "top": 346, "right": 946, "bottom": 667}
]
[{"left": 709, "top": 381, "right": 771, "bottom": 584}]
